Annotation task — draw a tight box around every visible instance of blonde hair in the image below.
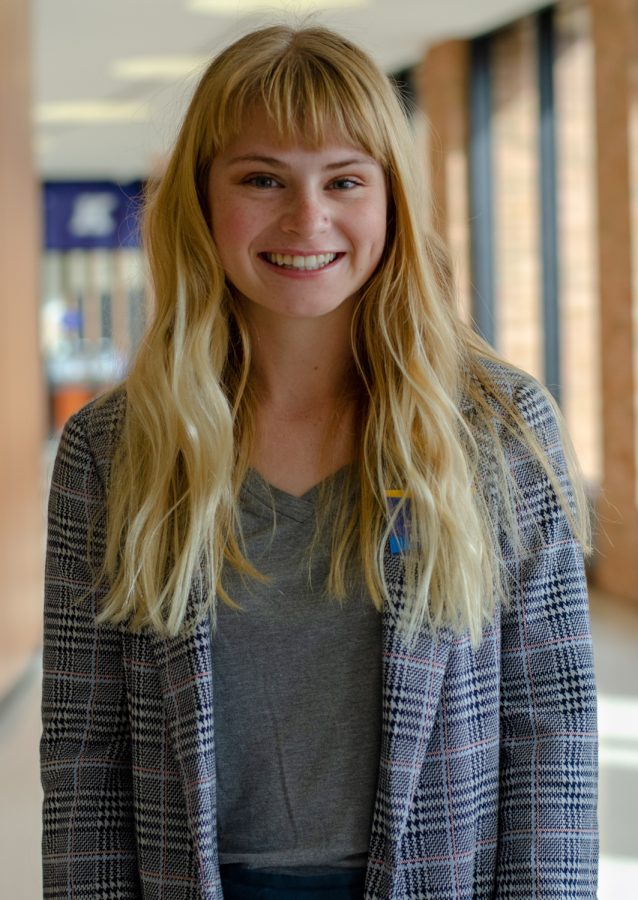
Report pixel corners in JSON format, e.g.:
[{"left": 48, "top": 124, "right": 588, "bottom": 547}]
[{"left": 97, "top": 24, "right": 590, "bottom": 646}]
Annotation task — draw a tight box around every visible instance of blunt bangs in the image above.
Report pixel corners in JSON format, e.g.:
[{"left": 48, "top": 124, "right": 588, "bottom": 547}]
[{"left": 204, "top": 26, "right": 398, "bottom": 166}]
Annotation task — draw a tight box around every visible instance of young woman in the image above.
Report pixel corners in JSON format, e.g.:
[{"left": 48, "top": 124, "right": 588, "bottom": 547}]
[{"left": 41, "top": 24, "right": 598, "bottom": 900}]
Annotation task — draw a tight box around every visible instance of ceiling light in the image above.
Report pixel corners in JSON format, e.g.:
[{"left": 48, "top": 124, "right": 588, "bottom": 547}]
[
  {"left": 35, "top": 102, "right": 150, "bottom": 125},
  {"left": 187, "top": 0, "right": 369, "bottom": 13},
  {"left": 112, "top": 56, "right": 208, "bottom": 81}
]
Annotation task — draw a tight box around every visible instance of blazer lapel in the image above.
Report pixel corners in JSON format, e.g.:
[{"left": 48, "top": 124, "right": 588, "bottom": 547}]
[
  {"left": 368, "top": 553, "right": 452, "bottom": 870},
  {"left": 151, "top": 590, "right": 221, "bottom": 894}
]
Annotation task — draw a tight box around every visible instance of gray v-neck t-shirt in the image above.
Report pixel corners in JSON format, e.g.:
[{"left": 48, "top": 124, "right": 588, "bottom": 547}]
[{"left": 211, "top": 467, "right": 382, "bottom": 874}]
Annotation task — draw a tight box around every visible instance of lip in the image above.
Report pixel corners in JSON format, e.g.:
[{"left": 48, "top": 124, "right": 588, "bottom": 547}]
[{"left": 260, "top": 249, "right": 343, "bottom": 257}]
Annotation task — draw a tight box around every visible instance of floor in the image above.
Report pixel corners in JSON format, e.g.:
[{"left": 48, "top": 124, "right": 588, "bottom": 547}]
[{"left": 1, "top": 588, "right": 636, "bottom": 898}]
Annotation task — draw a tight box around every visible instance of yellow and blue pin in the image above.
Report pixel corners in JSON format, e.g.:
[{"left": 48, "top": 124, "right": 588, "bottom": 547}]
[{"left": 385, "top": 490, "right": 411, "bottom": 554}]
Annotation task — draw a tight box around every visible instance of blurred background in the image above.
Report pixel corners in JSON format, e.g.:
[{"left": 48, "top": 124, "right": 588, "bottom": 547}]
[{"left": 1, "top": 0, "right": 637, "bottom": 896}]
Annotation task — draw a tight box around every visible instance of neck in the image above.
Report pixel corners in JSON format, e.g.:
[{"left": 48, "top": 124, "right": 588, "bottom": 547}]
[{"left": 245, "top": 300, "right": 359, "bottom": 413}]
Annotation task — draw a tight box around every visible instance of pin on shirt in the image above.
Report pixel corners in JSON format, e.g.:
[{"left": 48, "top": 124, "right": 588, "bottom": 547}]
[{"left": 385, "top": 490, "right": 411, "bottom": 555}]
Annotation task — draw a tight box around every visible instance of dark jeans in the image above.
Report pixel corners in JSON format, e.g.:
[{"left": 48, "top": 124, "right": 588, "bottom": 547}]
[{"left": 219, "top": 865, "right": 367, "bottom": 899}]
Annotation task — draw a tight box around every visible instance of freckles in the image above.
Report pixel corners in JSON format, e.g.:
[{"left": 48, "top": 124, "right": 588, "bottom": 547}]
[
  {"left": 213, "top": 210, "right": 250, "bottom": 247},
  {"left": 225, "top": 207, "right": 257, "bottom": 235}
]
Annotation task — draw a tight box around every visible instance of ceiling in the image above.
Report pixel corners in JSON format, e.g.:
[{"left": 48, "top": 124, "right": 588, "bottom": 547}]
[{"left": 32, "top": 0, "right": 550, "bottom": 181}]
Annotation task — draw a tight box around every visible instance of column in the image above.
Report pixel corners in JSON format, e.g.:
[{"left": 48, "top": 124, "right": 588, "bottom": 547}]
[
  {"left": 418, "top": 40, "right": 472, "bottom": 323},
  {"left": 590, "top": 0, "right": 638, "bottom": 603},
  {"left": 0, "top": 0, "right": 45, "bottom": 693}
]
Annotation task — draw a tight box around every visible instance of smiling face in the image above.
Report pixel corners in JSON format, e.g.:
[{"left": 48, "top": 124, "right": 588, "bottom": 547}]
[{"left": 208, "top": 110, "right": 388, "bottom": 324}]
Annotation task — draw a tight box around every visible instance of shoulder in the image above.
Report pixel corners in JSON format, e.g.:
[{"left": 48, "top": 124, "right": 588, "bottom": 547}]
[
  {"left": 462, "top": 357, "right": 576, "bottom": 523},
  {"left": 464, "top": 356, "right": 562, "bottom": 451},
  {"left": 466, "top": 355, "right": 546, "bottom": 406},
  {"left": 55, "top": 386, "right": 127, "bottom": 492}
]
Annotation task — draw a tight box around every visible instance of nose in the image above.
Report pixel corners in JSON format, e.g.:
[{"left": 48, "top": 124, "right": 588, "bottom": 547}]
[{"left": 279, "top": 189, "right": 330, "bottom": 237}]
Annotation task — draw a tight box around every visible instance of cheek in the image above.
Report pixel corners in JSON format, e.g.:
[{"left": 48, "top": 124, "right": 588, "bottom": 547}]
[
  {"left": 212, "top": 202, "right": 248, "bottom": 250},
  {"left": 367, "top": 205, "right": 388, "bottom": 261},
  {"left": 211, "top": 210, "right": 261, "bottom": 286}
]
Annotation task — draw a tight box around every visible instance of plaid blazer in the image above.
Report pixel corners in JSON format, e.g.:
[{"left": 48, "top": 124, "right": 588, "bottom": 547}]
[{"left": 41, "top": 363, "right": 598, "bottom": 898}]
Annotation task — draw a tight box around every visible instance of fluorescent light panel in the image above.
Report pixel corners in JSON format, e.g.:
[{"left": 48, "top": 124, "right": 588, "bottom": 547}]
[
  {"left": 187, "top": 0, "right": 369, "bottom": 13},
  {"left": 36, "top": 102, "right": 150, "bottom": 124},
  {"left": 112, "top": 56, "right": 208, "bottom": 80}
]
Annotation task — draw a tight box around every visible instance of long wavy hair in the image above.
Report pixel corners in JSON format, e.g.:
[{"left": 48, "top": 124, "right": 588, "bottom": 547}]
[{"left": 97, "top": 24, "right": 590, "bottom": 646}]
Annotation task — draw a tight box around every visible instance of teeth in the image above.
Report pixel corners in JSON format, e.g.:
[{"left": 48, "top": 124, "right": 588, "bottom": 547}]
[{"left": 265, "top": 252, "right": 338, "bottom": 271}]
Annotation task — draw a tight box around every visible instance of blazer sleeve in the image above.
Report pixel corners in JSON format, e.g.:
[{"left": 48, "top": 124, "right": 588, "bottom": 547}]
[
  {"left": 495, "top": 380, "right": 599, "bottom": 898},
  {"left": 40, "top": 410, "right": 142, "bottom": 899}
]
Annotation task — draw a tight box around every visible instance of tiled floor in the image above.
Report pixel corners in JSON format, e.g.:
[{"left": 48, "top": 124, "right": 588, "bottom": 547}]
[{"left": 1, "top": 587, "right": 636, "bottom": 898}]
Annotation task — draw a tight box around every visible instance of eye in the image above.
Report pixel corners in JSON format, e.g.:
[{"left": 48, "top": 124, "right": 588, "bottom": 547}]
[
  {"left": 243, "top": 174, "right": 281, "bottom": 189},
  {"left": 329, "top": 177, "right": 361, "bottom": 190}
]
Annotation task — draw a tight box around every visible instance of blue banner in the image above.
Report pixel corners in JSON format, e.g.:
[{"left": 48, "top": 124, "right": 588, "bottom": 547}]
[{"left": 43, "top": 181, "right": 144, "bottom": 250}]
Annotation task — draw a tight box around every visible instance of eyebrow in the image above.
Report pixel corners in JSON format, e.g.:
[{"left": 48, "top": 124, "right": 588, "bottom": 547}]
[{"left": 225, "top": 154, "right": 376, "bottom": 170}]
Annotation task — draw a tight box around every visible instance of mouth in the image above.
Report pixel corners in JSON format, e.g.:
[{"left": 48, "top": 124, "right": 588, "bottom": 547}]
[{"left": 259, "top": 251, "right": 342, "bottom": 272}]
